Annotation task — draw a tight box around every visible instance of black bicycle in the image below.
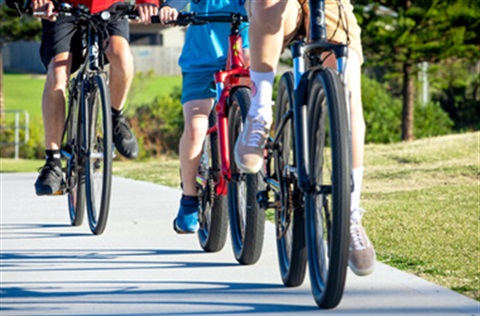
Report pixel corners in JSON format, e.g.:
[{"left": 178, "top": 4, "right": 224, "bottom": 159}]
[
  {"left": 24, "top": 2, "right": 140, "bottom": 235},
  {"left": 258, "top": 0, "right": 352, "bottom": 308}
]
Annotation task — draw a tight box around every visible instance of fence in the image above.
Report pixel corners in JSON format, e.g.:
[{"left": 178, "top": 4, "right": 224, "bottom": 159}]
[
  {"left": 1, "top": 110, "right": 30, "bottom": 160},
  {"left": 3, "top": 41, "right": 182, "bottom": 75}
]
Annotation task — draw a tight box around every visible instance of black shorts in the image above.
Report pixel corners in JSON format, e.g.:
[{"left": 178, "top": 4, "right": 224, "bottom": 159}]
[{"left": 40, "top": 15, "right": 130, "bottom": 73}]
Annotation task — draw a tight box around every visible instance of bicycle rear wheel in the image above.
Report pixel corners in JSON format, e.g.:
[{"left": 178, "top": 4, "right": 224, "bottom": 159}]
[
  {"left": 197, "top": 110, "right": 229, "bottom": 252},
  {"left": 82, "top": 74, "right": 113, "bottom": 235},
  {"left": 274, "top": 72, "right": 307, "bottom": 286},
  {"left": 228, "top": 87, "right": 265, "bottom": 265},
  {"left": 305, "top": 68, "right": 351, "bottom": 308},
  {"left": 64, "top": 78, "right": 85, "bottom": 226}
]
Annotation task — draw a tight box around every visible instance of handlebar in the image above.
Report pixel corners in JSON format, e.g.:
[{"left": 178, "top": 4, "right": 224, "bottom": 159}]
[
  {"left": 32, "top": 2, "right": 141, "bottom": 21},
  {"left": 156, "top": 12, "right": 248, "bottom": 26}
]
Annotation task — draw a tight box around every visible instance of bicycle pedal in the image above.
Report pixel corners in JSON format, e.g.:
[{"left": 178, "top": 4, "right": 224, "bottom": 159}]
[{"left": 51, "top": 188, "right": 66, "bottom": 196}]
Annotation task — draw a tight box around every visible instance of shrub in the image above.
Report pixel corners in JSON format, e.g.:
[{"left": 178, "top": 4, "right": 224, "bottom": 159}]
[
  {"left": 362, "top": 75, "right": 402, "bottom": 143},
  {"left": 127, "top": 88, "right": 183, "bottom": 158},
  {"left": 1, "top": 116, "right": 44, "bottom": 159},
  {"left": 362, "top": 75, "right": 453, "bottom": 143},
  {"left": 414, "top": 101, "right": 454, "bottom": 139}
]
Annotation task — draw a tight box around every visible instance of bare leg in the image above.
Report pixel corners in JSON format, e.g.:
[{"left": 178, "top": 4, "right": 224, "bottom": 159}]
[
  {"left": 322, "top": 51, "right": 365, "bottom": 169},
  {"left": 105, "top": 35, "right": 134, "bottom": 111},
  {"left": 179, "top": 99, "right": 214, "bottom": 196},
  {"left": 347, "top": 52, "right": 366, "bottom": 169},
  {"left": 42, "top": 52, "right": 72, "bottom": 150},
  {"left": 247, "top": 0, "right": 299, "bottom": 73}
]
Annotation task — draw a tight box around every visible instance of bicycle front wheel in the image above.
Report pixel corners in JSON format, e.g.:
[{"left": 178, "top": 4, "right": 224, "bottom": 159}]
[
  {"left": 65, "top": 79, "right": 85, "bottom": 226},
  {"left": 274, "top": 72, "right": 307, "bottom": 286},
  {"left": 228, "top": 87, "right": 265, "bottom": 265},
  {"left": 305, "top": 68, "right": 351, "bottom": 308},
  {"left": 82, "top": 74, "right": 113, "bottom": 235}
]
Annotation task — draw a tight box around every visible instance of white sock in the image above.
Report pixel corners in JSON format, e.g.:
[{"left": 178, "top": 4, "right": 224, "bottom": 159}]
[
  {"left": 351, "top": 167, "right": 364, "bottom": 221},
  {"left": 248, "top": 70, "right": 275, "bottom": 124}
]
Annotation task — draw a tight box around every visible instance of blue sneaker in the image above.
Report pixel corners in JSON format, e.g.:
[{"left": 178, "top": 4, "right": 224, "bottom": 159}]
[{"left": 173, "top": 195, "right": 200, "bottom": 234}]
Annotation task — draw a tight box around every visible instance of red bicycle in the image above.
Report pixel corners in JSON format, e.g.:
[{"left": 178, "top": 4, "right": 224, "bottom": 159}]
[{"left": 168, "top": 12, "right": 265, "bottom": 265}]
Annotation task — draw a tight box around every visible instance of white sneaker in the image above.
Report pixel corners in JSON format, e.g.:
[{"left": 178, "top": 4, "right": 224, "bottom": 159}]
[
  {"left": 349, "top": 208, "right": 376, "bottom": 276},
  {"left": 234, "top": 115, "right": 270, "bottom": 173}
]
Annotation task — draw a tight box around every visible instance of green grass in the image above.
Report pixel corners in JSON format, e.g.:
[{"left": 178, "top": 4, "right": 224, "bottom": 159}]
[
  {"left": 126, "top": 73, "right": 182, "bottom": 107},
  {"left": 361, "top": 132, "right": 479, "bottom": 300},
  {"left": 2, "top": 72, "right": 182, "bottom": 121},
  {"left": 112, "top": 156, "right": 180, "bottom": 188},
  {"left": 1, "top": 158, "right": 44, "bottom": 172},
  {"left": 3, "top": 73, "right": 45, "bottom": 120}
]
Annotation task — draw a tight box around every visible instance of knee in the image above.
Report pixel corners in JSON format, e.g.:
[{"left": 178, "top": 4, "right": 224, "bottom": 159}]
[
  {"left": 183, "top": 123, "right": 207, "bottom": 145},
  {"left": 351, "top": 105, "right": 366, "bottom": 136},
  {"left": 106, "top": 38, "right": 134, "bottom": 77},
  {"left": 248, "top": 0, "right": 289, "bottom": 33},
  {"left": 45, "top": 66, "right": 69, "bottom": 96}
]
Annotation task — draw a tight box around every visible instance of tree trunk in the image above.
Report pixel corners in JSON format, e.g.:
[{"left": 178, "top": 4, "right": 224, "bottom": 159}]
[{"left": 401, "top": 61, "right": 414, "bottom": 141}]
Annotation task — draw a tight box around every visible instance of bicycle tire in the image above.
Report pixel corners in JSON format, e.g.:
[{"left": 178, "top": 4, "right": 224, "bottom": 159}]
[
  {"left": 83, "top": 74, "right": 113, "bottom": 235},
  {"left": 227, "top": 87, "right": 265, "bottom": 265},
  {"left": 274, "top": 72, "right": 307, "bottom": 286},
  {"left": 65, "top": 79, "right": 86, "bottom": 226},
  {"left": 197, "top": 110, "right": 229, "bottom": 252},
  {"left": 305, "top": 68, "right": 351, "bottom": 308}
]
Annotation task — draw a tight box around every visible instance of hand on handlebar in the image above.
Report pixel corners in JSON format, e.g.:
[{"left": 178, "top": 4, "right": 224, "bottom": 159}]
[
  {"left": 159, "top": 6, "right": 179, "bottom": 24},
  {"left": 135, "top": 3, "right": 158, "bottom": 25},
  {"left": 32, "top": 0, "right": 56, "bottom": 21}
]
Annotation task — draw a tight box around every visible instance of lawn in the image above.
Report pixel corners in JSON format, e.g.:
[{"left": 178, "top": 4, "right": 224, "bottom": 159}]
[
  {"left": 2, "top": 72, "right": 182, "bottom": 121},
  {"left": 3, "top": 72, "right": 45, "bottom": 121},
  {"left": 127, "top": 73, "right": 182, "bottom": 107}
]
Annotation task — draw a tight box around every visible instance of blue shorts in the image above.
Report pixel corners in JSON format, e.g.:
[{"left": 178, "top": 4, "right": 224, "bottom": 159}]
[{"left": 181, "top": 71, "right": 217, "bottom": 104}]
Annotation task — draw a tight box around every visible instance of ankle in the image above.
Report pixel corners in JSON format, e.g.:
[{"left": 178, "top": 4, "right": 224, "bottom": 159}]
[
  {"left": 45, "top": 150, "right": 61, "bottom": 168},
  {"left": 351, "top": 207, "right": 365, "bottom": 223}
]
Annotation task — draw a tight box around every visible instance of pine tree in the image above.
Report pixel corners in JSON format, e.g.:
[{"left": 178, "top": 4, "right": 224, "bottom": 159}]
[{"left": 355, "top": 0, "right": 479, "bottom": 140}]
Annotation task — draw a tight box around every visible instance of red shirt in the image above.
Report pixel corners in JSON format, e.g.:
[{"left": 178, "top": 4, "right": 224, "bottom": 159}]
[{"left": 64, "top": 0, "right": 158, "bottom": 14}]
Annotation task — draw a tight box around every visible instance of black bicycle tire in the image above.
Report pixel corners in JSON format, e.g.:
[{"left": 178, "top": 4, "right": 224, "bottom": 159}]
[
  {"left": 227, "top": 87, "right": 265, "bottom": 265},
  {"left": 66, "top": 80, "right": 86, "bottom": 226},
  {"left": 83, "top": 74, "right": 113, "bottom": 235},
  {"left": 197, "top": 110, "right": 229, "bottom": 252},
  {"left": 305, "top": 68, "right": 351, "bottom": 308},
  {"left": 274, "top": 72, "right": 307, "bottom": 286}
]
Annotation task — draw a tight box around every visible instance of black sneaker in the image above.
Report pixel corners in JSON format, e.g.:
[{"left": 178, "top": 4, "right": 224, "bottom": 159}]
[
  {"left": 34, "top": 161, "right": 65, "bottom": 196},
  {"left": 112, "top": 114, "right": 139, "bottom": 159}
]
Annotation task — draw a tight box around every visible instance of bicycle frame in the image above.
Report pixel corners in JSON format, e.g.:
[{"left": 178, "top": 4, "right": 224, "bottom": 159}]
[
  {"left": 207, "top": 21, "right": 250, "bottom": 196},
  {"left": 62, "top": 13, "right": 108, "bottom": 164},
  {"left": 268, "top": 0, "right": 350, "bottom": 195}
]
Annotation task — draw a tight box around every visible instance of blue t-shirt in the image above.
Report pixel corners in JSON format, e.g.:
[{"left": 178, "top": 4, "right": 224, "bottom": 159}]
[{"left": 165, "top": 0, "right": 249, "bottom": 73}]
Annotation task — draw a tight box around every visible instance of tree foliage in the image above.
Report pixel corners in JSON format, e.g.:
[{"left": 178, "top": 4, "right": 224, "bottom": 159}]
[
  {"left": 354, "top": 0, "right": 479, "bottom": 140},
  {"left": 0, "top": 3, "right": 41, "bottom": 45}
]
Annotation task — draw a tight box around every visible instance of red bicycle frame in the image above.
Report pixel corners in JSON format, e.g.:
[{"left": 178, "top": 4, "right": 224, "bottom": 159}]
[{"left": 208, "top": 30, "right": 250, "bottom": 196}]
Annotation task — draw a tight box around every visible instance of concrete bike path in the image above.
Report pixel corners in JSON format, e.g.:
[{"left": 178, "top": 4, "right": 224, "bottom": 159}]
[{"left": 1, "top": 172, "right": 478, "bottom": 316}]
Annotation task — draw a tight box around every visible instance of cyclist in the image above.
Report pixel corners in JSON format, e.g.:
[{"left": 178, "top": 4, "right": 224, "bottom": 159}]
[
  {"left": 234, "top": 0, "right": 376, "bottom": 276},
  {"left": 159, "top": 0, "right": 249, "bottom": 233},
  {"left": 33, "top": 0, "right": 159, "bottom": 195}
]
